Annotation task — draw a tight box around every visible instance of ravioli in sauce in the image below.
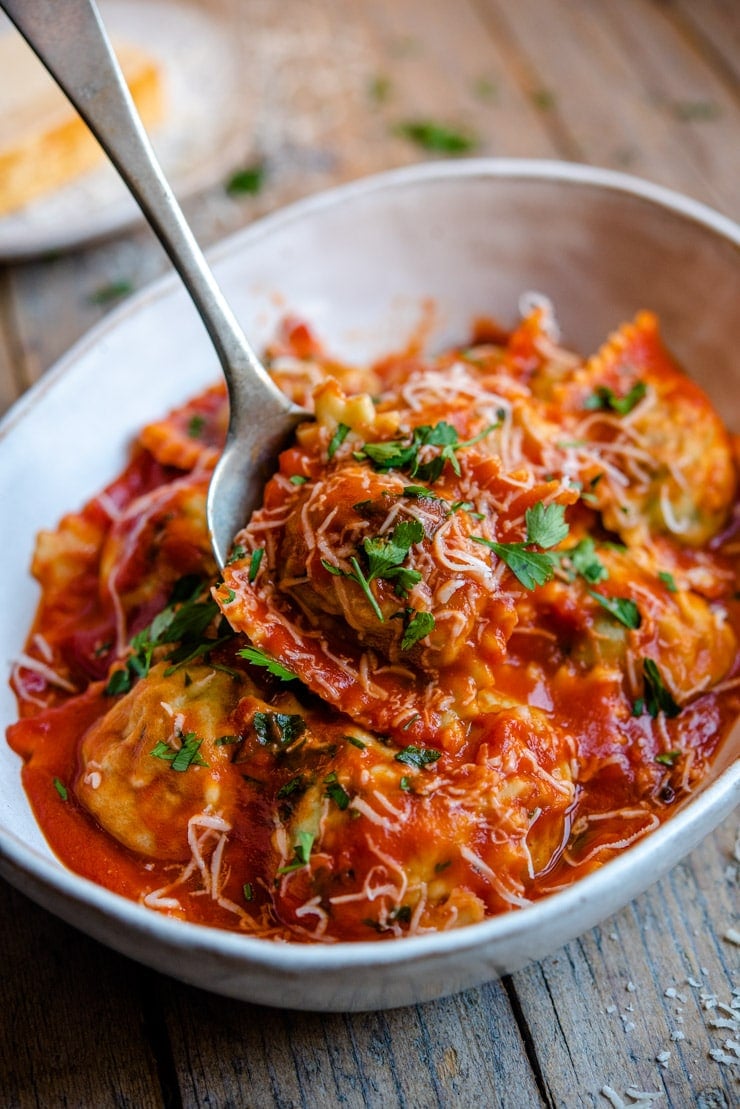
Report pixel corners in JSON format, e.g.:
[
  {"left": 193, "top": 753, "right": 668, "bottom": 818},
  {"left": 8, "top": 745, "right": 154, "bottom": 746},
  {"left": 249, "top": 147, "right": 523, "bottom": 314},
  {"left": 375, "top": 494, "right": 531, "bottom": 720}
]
[{"left": 8, "top": 306, "right": 740, "bottom": 942}]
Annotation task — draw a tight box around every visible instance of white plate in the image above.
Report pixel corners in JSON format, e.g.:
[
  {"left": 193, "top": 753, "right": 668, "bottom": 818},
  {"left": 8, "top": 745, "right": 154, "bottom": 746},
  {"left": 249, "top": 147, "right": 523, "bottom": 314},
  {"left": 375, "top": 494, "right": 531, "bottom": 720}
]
[
  {"left": 0, "top": 160, "right": 738, "bottom": 1011},
  {"left": 0, "top": 0, "right": 245, "bottom": 259}
]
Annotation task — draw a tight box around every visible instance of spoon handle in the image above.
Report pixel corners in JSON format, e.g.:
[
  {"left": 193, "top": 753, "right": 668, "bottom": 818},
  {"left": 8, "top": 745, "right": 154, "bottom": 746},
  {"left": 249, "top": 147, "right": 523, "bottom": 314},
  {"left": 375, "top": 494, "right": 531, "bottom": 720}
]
[{"left": 1, "top": 0, "right": 286, "bottom": 409}]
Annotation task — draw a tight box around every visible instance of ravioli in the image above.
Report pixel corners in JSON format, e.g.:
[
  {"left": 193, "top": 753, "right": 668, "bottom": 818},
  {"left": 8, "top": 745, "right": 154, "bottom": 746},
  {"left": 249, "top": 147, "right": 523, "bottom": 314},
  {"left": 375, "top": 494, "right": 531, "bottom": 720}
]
[{"left": 8, "top": 306, "right": 740, "bottom": 943}]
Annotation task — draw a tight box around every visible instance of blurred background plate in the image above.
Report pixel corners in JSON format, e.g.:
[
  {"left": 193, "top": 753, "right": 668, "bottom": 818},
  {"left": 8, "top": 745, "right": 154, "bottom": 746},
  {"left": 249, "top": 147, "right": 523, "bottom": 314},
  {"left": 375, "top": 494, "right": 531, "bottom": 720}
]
[{"left": 0, "top": 0, "right": 246, "bottom": 259}]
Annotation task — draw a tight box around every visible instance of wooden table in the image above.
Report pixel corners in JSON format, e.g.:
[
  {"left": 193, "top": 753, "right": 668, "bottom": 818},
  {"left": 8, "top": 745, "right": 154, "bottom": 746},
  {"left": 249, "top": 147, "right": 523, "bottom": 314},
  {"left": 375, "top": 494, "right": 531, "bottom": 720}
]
[{"left": 1, "top": 1, "right": 738, "bottom": 1105}]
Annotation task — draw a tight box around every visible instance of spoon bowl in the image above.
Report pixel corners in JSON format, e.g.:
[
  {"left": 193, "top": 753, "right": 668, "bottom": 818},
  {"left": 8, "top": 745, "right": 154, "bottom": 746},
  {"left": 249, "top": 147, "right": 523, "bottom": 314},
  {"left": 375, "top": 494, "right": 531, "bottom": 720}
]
[{"left": 1, "top": 0, "right": 309, "bottom": 566}]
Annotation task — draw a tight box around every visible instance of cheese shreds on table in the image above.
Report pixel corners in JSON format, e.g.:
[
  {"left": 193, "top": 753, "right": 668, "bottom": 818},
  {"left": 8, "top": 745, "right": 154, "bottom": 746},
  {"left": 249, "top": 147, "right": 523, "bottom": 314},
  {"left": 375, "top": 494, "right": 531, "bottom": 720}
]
[{"left": 6, "top": 306, "right": 740, "bottom": 943}]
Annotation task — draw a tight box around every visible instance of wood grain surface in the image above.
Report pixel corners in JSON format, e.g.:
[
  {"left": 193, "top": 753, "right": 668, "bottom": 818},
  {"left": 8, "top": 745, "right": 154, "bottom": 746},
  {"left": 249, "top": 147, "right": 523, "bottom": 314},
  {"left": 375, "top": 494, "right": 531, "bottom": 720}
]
[{"left": 1, "top": 1, "right": 738, "bottom": 1106}]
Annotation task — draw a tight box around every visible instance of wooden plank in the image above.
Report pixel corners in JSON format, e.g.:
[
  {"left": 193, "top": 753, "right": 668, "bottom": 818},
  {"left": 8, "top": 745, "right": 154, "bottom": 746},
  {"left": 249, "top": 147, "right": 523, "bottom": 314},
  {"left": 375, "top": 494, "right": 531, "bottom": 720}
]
[
  {"left": 665, "top": 0, "right": 740, "bottom": 87},
  {"left": 508, "top": 814, "right": 740, "bottom": 1107},
  {"left": 349, "top": 0, "right": 562, "bottom": 161},
  {"left": 0, "top": 272, "right": 25, "bottom": 416},
  {"left": 0, "top": 882, "right": 166, "bottom": 1108},
  {"left": 159, "top": 974, "right": 544, "bottom": 1108},
  {"left": 476, "top": 0, "right": 740, "bottom": 217}
]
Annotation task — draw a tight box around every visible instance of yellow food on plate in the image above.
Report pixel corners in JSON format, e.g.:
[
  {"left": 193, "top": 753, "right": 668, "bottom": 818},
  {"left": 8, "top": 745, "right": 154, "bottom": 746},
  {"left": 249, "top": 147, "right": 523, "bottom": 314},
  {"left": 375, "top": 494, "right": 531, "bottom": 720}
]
[{"left": 0, "top": 33, "right": 164, "bottom": 216}]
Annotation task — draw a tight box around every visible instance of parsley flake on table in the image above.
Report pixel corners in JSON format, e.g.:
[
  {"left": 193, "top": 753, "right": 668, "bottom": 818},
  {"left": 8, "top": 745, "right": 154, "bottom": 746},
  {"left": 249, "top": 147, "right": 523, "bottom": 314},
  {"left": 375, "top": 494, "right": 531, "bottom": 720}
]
[
  {"left": 225, "top": 162, "right": 266, "bottom": 196},
  {"left": 394, "top": 119, "right": 478, "bottom": 154}
]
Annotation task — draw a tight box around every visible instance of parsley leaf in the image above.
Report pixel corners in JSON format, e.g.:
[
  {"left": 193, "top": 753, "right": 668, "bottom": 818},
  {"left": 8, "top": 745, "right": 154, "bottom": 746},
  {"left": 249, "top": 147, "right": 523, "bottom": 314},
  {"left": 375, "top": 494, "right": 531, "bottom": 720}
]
[
  {"left": 238, "top": 646, "right": 297, "bottom": 681},
  {"left": 328, "top": 422, "right": 350, "bottom": 460},
  {"left": 324, "top": 771, "right": 351, "bottom": 810},
  {"left": 655, "top": 750, "right": 682, "bottom": 766},
  {"left": 105, "top": 579, "right": 220, "bottom": 695},
  {"left": 322, "top": 518, "right": 425, "bottom": 619},
  {"left": 472, "top": 499, "right": 570, "bottom": 590},
  {"left": 226, "top": 162, "right": 265, "bottom": 196},
  {"left": 588, "top": 590, "right": 642, "bottom": 629},
  {"left": 659, "top": 571, "right": 678, "bottom": 593},
  {"left": 363, "top": 519, "right": 424, "bottom": 593},
  {"left": 248, "top": 548, "right": 264, "bottom": 582},
  {"left": 358, "top": 419, "right": 498, "bottom": 483},
  {"left": 525, "top": 502, "right": 569, "bottom": 549},
  {"left": 395, "top": 119, "right": 477, "bottom": 154},
  {"left": 151, "top": 732, "right": 209, "bottom": 772},
  {"left": 253, "top": 712, "right": 306, "bottom": 749},
  {"left": 562, "top": 537, "right": 608, "bottom": 583},
  {"left": 472, "top": 537, "right": 556, "bottom": 589},
  {"left": 642, "top": 658, "right": 681, "bottom": 718},
  {"left": 584, "top": 381, "right": 647, "bottom": 416},
  {"left": 276, "top": 830, "right": 314, "bottom": 874},
  {"left": 401, "top": 609, "right": 435, "bottom": 650},
  {"left": 394, "top": 745, "right": 442, "bottom": 769}
]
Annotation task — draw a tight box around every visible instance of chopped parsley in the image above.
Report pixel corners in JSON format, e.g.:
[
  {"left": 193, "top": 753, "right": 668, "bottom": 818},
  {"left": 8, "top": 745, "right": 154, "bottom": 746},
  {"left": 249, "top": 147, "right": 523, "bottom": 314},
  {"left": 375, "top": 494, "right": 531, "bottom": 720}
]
[
  {"left": 226, "top": 162, "right": 266, "bottom": 196},
  {"left": 473, "top": 501, "right": 570, "bottom": 590},
  {"left": 238, "top": 646, "right": 296, "bottom": 681},
  {"left": 560, "top": 537, "right": 608, "bottom": 584},
  {"left": 151, "top": 732, "right": 209, "bottom": 772},
  {"left": 659, "top": 571, "right": 678, "bottom": 593},
  {"left": 88, "top": 279, "right": 134, "bottom": 305},
  {"left": 588, "top": 590, "right": 642, "bottom": 630},
  {"left": 289, "top": 474, "right": 308, "bottom": 486},
  {"left": 363, "top": 519, "right": 424, "bottom": 595},
  {"left": 655, "top": 750, "right": 682, "bottom": 766},
  {"left": 525, "top": 501, "right": 570, "bottom": 548},
  {"left": 394, "top": 745, "right": 442, "bottom": 770},
  {"left": 324, "top": 771, "right": 351, "bottom": 810},
  {"left": 253, "top": 712, "right": 306, "bottom": 749},
  {"left": 641, "top": 658, "right": 681, "bottom": 719},
  {"left": 187, "top": 414, "right": 206, "bottom": 439},
  {"left": 322, "top": 518, "right": 425, "bottom": 621},
  {"left": 277, "top": 774, "right": 309, "bottom": 799},
  {"left": 243, "top": 882, "right": 254, "bottom": 902},
  {"left": 248, "top": 547, "right": 264, "bottom": 582},
  {"left": 357, "top": 419, "right": 499, "bottom": 484},
  {"left": 584, "top": 381, "right": 647, "bottom": 416},
  {"left": 401, "top": 609, "right": 435, "bottom": 650},
  {"left": 53, "top": 777, "right": 68, "bottom": 801},
  {"left": 345, "top": 734, "right": 367, "bottom": 750},
  {"left": 394, "top": 119, "right": 478, "bottom": 154},
  {"left": 105, "top": 578, "right": 222, "bottom": 695},
  {"left": 276, "top": 830, "right": 314, "bottom": 875},
  {"left": 327, "top": 422, "right": 350, "bottom": 460}
]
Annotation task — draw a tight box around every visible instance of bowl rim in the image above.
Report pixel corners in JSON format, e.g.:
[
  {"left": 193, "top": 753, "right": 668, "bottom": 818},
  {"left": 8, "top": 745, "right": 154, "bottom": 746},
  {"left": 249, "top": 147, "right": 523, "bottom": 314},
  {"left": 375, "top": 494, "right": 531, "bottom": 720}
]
[{"left": 1, "top": 156, "right": 738, "bottom": 977}]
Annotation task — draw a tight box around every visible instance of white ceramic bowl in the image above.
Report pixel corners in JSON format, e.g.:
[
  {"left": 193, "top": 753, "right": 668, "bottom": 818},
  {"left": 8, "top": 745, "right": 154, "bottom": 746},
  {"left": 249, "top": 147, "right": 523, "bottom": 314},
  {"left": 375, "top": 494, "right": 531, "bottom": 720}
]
[{"left": 1, "top": 160, "right": 738, "bottom": 1012}]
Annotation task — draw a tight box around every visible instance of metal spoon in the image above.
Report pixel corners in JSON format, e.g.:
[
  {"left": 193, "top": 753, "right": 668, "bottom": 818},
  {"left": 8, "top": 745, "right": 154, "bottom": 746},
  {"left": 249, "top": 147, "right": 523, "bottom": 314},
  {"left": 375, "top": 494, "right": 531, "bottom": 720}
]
[{"left": 1, "top": 0, "right": 309, "bottom": 567}]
